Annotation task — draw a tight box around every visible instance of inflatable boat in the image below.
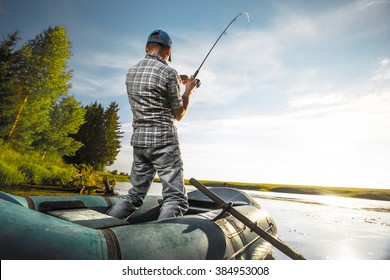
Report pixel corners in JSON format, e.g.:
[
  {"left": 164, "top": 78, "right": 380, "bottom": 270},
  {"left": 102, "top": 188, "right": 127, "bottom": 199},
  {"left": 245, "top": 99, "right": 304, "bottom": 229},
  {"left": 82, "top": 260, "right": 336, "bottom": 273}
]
[{"left": 0, "top": 183, "right": 277, "bottom": 260}]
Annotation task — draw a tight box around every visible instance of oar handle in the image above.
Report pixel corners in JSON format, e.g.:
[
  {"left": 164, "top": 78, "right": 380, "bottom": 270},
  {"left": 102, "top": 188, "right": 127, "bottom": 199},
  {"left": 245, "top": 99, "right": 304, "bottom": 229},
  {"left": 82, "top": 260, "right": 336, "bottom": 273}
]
[
  {"left": 189, "top": 178, "right": 225, "bottom": 206},
  {"left": 189, "top": 178, "right": 306, "bottom": 260}
]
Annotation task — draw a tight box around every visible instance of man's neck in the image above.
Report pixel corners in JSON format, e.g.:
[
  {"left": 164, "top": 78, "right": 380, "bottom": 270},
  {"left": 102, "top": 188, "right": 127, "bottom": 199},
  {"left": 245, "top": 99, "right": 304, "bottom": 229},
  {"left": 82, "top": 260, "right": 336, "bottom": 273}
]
[{"left": 147, "top": 50, "right": 168, "bottom": 63}]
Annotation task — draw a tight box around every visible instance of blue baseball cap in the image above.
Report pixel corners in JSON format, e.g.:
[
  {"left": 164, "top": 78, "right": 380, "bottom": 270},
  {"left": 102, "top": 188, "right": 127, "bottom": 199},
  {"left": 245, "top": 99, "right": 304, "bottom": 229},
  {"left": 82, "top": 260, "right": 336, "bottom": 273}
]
[{"left": 147, "top": 30, "right": 172, "bottom": 61}]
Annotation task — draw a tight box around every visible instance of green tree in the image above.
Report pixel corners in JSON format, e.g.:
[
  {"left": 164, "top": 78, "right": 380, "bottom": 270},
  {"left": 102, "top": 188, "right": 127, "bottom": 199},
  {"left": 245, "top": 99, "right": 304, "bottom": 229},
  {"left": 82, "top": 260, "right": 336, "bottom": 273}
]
[
  {"left": 0, "top": 32, "right": 23, "bottom": 139},
  {"left": 66, "top": 102, "right": 106, "bottom": 169},
  {"left": 34, "top": 95, "right": 86, "bottom": 159},
  {"left": 104, "top": 102, "right": 123, "bottom": 166},
  {"left": 66, "top": 101, "right": 122, "bottom": 170},
  {"left": 5, "top": 26, "right": 73, "bottom": 150}
]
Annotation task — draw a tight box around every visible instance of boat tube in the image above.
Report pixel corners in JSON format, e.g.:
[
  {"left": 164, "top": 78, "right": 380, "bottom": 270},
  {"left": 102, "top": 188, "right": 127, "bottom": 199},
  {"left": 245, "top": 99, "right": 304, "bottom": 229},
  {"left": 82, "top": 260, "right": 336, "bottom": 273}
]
[{"left": 0, "top": 187, "right": 277, "bottom": 260}]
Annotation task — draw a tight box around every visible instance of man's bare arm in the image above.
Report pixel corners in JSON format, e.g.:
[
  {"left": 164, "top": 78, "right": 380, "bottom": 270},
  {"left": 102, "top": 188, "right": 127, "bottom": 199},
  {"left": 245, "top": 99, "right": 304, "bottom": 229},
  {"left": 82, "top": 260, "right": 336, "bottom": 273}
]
[{"left": 172, "top": 76, "right": 197, "bottom": 121}]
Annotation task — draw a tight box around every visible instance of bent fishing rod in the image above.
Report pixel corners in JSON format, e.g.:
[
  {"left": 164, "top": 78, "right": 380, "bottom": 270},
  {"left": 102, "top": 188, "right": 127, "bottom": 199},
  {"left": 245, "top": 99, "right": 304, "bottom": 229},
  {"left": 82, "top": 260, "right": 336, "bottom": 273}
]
[{"left": 183, "top": 12, "right": 250, "bottom": 88}]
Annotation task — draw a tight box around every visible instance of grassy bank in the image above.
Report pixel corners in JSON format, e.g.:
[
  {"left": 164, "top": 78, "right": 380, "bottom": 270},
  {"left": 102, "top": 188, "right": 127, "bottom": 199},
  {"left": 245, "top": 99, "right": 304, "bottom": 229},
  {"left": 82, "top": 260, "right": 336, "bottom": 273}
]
[
  {"left": 181, "top": 179, "right": 390, "bottom": 202},
  {"left": 0, "top": 143, "right": 130, "bottom": 196},
  {"left": 0, "top": 171, "right": 129, "bottom": 196},
  {"left": 0, "top": 142, "right": 76, "bottom": 187}
]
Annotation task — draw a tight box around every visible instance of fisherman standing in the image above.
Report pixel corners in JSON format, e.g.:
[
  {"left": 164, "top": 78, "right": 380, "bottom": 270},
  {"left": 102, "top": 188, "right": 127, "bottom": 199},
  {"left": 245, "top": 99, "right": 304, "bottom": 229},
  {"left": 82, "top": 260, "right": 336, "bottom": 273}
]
[{"left": 107, "top": 30, "right": 197, "bottom": 220}]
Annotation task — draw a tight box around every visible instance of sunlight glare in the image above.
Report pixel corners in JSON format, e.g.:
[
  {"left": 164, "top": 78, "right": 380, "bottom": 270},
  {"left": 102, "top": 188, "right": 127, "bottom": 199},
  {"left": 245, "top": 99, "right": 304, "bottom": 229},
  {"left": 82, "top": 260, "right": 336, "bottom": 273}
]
[{"left": 315, "top": 195, "right": 358, "bottom": 208}]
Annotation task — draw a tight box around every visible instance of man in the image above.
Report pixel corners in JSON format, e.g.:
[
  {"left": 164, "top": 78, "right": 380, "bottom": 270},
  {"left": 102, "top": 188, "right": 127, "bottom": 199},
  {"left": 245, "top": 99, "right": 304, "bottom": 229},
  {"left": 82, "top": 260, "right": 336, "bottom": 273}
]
[{"left": 107, "top": 30, "right": 197, "bottom": 220}]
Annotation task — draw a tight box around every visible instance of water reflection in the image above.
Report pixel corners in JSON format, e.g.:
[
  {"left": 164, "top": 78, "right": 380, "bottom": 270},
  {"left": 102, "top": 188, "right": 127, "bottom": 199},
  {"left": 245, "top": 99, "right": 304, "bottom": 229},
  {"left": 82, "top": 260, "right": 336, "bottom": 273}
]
[{"left": 114, "top": 182, "right": 390, "bottom": 260}]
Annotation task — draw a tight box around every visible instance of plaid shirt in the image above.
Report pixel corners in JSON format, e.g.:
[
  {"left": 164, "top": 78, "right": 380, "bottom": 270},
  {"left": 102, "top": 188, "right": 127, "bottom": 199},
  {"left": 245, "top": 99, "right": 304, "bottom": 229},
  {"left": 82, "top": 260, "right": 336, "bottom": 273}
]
[{"left": 126, "top": 53, "right": 183, "bottom": 147}]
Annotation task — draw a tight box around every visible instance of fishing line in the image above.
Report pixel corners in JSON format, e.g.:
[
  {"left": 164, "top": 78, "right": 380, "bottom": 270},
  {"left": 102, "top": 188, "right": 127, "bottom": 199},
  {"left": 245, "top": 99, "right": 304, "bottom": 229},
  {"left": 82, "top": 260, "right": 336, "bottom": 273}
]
[{"left": 193, "top": 12, "right": 250, "bottom": 88}]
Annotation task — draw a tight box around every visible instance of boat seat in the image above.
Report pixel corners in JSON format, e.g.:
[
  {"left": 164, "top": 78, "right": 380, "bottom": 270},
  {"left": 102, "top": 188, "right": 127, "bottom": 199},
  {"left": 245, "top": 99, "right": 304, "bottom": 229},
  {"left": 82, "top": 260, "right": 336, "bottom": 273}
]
[
  {"left": 47, "top": 208, "right": 128, "bottom": 229},
  {"left": 188, "top": 187, "right": 253, "bottom": 211}
]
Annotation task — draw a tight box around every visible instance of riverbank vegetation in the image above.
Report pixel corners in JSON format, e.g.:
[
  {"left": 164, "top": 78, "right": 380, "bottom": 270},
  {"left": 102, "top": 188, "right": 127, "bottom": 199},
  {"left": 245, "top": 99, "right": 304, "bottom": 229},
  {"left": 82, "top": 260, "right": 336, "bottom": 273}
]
[
  {"left": 0, "top": 142, "right": 128, "bottom": 193},
  {"left": 0, "top": 140, "right": 76, "bottom": 186},
  {"left": 1, "top": 26, "right": 122, "bottom": 190}
]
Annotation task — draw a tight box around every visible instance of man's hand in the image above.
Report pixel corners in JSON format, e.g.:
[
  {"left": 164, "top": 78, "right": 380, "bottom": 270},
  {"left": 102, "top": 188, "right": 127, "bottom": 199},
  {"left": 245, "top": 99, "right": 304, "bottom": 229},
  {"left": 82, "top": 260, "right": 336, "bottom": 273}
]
[
  {"left": 180, "top": 74, "right": 198, "bottom": 90},
  {"left": 179, "top": 75, "right": 189, "bottom": 85},
  {"left": 184, "top": 75, "right": 197, "bottom": 95},
  {"left": 172, "top": 76, "right": 197, "bottom": 121}
]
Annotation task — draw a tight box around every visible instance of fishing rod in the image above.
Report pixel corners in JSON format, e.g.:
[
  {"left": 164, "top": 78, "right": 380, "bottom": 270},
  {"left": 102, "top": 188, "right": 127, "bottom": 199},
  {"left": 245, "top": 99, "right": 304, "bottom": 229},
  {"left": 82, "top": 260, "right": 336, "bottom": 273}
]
[{"left": 188, "top": 12, "right": 250, "bottom": 88}]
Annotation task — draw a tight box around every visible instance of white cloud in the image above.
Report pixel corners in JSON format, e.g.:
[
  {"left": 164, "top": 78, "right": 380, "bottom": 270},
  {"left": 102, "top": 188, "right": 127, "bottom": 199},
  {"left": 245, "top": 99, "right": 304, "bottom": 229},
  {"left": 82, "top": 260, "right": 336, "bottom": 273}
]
[
  {"left": 179, "top": 93, "right": 390, "bottom": 187},
  {"left": 70, "top": 37, "right": 144, "bottom": 99},
  {"left": 176, "top": 57, "right": 390, "bottom": 188},
  {"left": 121, "top": 122, "right": 133, "bottom": 133},
  {"left": 71, "top": 72, "right": 126, "bottom": 98},
  {"left": 169, "top": 0, "right": 389, "bottom": 107},
  {"left": 372, "top": 57, "right": 390, "bottom": 84},
  {"left": 76, "top": 41, "right": 143, "bottom": 70},
  {"left": 171, "top": 29, "right": 284, "bottom": 105},
  {"left": 354, "top": 0, "right": 390, "bottom": 10},
  {"left": 379, "top": 57, "right": 390, "bottom": 67},
  {"left": 288, "top": 92, "right": 347, "bottom": 109}
]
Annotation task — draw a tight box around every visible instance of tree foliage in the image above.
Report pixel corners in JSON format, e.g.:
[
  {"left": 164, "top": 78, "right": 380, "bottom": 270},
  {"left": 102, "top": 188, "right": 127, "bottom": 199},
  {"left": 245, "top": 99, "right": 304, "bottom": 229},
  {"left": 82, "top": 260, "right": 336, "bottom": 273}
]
[
  {"left": 0, "top": 26, "right": 84, "bottom": 158},
  {"left": 15, "top": 26, "right": 74, "bottom": 150},
  {"left": 104, "top": 102, "right": 122, "bottom": 166},
  {"left": 65, "top": 101, "right": 123, "bottom": 171},
  {"left": 0, "top": 32, "right": 22, "bottom": 138},
  {"left": 34, "top": 95, "right": 86, "bottom": 158},
  {"left": 1, "top": 26, "right": 123, "bottom": 173}
]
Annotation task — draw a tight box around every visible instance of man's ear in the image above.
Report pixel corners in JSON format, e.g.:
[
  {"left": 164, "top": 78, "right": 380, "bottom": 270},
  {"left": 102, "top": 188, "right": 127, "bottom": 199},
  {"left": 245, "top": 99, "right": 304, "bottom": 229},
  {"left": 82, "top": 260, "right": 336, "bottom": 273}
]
[{"left": 167, "top": 47, "right": 172, "bottom": 62}]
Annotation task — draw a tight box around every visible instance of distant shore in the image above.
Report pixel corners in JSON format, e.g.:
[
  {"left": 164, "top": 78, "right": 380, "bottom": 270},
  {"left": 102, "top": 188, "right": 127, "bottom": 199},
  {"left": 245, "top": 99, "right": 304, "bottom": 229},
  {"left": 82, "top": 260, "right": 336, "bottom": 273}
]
[
  {"left": 182, "top": 179, "right": 390, "bottom": 202},
  {"left": 1, "top": 178, "right": 390, "bottom": 202}
]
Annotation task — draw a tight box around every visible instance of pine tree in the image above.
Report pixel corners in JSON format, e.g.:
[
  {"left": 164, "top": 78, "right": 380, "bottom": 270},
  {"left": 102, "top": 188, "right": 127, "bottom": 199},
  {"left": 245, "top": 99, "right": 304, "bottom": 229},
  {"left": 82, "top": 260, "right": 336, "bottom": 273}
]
[
  {"left": 65, "top": 101, "right": 123, "bottom": 170},
  {"left": 0, "top": 32, "right": 23, "bottom": 139},
  {"left": 104, "top": 102, "right": 123, "bottom": 166}
]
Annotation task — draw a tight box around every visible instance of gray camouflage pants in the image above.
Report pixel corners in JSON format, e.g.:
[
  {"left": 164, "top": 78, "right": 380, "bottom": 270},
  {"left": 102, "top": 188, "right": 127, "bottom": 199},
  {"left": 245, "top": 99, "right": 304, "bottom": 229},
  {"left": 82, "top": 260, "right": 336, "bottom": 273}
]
[{"left": 107, "top": 144, "right": 188, "bottom": 220}]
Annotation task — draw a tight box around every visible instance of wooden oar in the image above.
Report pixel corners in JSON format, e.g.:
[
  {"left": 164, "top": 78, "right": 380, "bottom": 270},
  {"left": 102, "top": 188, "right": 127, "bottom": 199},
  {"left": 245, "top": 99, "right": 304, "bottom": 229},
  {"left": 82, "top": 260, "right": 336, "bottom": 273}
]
[{"left": 189, "top": 178, "right": 306, "bottom": 260}]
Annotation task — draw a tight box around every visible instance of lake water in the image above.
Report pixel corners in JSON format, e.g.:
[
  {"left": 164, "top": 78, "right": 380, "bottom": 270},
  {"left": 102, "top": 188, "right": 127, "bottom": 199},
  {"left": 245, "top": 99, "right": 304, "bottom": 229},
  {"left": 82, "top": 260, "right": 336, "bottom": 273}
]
[{"left": 114, "top": 182, "right": 390, "bottom": 260}]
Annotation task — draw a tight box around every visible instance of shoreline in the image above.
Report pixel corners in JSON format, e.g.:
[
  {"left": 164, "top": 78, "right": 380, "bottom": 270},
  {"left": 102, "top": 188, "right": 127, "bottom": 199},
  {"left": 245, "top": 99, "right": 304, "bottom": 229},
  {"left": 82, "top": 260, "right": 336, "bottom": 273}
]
[
  {"left": 1, "top": 178, "right": 390, "bottom": 202},
  {"left": 181, "top": 179, "right": 390, "bottom": 202}
]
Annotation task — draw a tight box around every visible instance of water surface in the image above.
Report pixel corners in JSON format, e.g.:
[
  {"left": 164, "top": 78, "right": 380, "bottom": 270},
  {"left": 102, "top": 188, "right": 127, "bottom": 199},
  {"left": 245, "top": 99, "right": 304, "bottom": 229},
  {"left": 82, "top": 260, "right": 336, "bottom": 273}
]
[{"left": 115, "top": 182, "right": 390, "bottom": 260}]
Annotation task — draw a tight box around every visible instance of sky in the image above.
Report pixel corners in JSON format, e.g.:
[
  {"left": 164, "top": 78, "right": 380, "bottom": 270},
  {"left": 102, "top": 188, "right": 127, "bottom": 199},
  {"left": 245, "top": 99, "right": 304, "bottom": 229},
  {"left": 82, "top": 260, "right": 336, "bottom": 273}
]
[{"left": 1, "top": 0, "right": 390, "bottom": 189}]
